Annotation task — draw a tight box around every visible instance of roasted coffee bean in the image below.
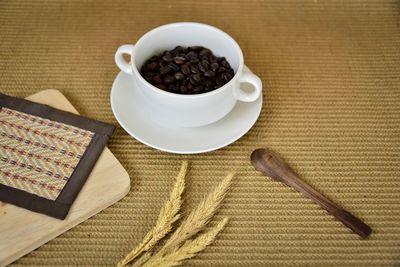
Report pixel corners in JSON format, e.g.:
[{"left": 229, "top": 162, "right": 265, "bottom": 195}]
[
  {"left": 190, "top": 74, "right": 201, "bottom": 85},
  {"left": 188, "top": 46, "right": 202, "bottom": 52},
  {"left": 140, "top": 45, "right": 234, "bottom": 94},
  {"left": 159, "top": 65, "right": 172, "bottom": 75},
  {"left": 199, "top": 60, "right": 209, "bottom": 72},
  {"left": 203, "top": 80, "right": 215, "bottom": 88},
  {"left": 217, "top": 67, "right": 226, "bottom": 73},
  {"left": 190, "top": 64, "right": 199, "bottom": 74},
  {"left": 193, "top": 85, "right": 204, "bottom": 94},
  {"left": 204, "top": 70, "right": 215, "bottom": 77},
  {"left": 190, "top": 57, "right": 199, "bottom": 64},
  {"left": 162, "top": 52, "right": 173, "bottom": 62},
  {"left": 215, "top": 77, "right": 224, "bottom": 86},
  {"left": 186, "top": 51, "right": 197, "bottom": 59},
  {"left": 168, "top": 62, "right": 180, "bottom": 72},
  {"left": 221, "top": 60, "right": 230, "bottom": 68},
  {"left": 180, "top": 85, "right": 188, "bottom": 94},
  {"left": 209, "top": 55, "right": 217, "bottom": 62},
  {"left": 168, "top": 84, "right": 179, "bottom": 92},
  {"left": 163, "top": 75, "right": 175, "bottom": 84},
  {"left": 171, "top": 46, "right": 183, "bottom": 56},
  {"left": 182, "top": 78, "right": 189, "bottom": 86},
  {"left": 146, "top": 62, "right": 159, "bottom": 71},
  {"left": 157, "top": 84, "right": 167, "bottom": 90},
  {"left": 144, "top": 73, "right": 154, "bottom": 82},
  {"left": 210, "top": 62, "right": 219, "bottom": 72},
  {"left": 221, "top": 72, "right": 232, "bottom": 82},
  {"left": 199, "top": 48, "right": 211, "bottom": 57},
  {"left": 152, "top": 74, "right": 162, "bottom": 84},
  {"left": 181, "top": 64, "right": 191, "bottom": 76},
  {"left": 189, "top": 77, "right": 199, "bottom": 85},
  {"left": 174, "top": 56, "right": 186, "bottom": 65},
  {"left": 174, "top": 72, "right": 185, "bottom": 80},
  {"left": 149, "top": 55, "right": 159, "bottom": 62},
  {"left": 198, "top": 64, "right": 206, "bottom": 72},
  {"left": 193, "top": 73, "right": 201, "bottom": 82}
]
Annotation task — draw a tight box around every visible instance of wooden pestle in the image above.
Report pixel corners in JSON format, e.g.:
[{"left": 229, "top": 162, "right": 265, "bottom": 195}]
[{"left": 251, "top": 148, "right": 372, "bottom": 238}]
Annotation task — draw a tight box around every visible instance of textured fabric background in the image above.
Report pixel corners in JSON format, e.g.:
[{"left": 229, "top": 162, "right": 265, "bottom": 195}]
[{"left": 1, "top": 0, "right": 400, "bottom": 266}]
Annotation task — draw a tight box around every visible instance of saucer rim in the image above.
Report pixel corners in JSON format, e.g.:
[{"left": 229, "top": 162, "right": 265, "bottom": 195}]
[{"left": 110, "top": 68, "right": 263, "bottom": 154}]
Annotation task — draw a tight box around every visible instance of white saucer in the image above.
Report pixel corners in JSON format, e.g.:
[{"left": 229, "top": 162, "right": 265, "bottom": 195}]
[{"left": 110, "top": 67, "right": 262, "bottom": 154}]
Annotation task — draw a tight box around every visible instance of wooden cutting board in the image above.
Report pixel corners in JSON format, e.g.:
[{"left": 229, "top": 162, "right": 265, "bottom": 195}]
[{"left": 0, "top": 89, "right": 130, "bottom": 267}]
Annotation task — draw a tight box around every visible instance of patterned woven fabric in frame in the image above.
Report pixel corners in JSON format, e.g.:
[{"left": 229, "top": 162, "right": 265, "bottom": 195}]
[
  {"left": 0, "top": 107, "right": 94, "bottom": 200},
  {"left": 0, "top": 93, "right": 115, "bottom": 219}
]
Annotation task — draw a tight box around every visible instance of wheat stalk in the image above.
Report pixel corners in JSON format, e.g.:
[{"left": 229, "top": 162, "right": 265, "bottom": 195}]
[
  {"left": 154, "top": 172, "right": 234, "bottom": 257},
  {"left": 142, "top": 217, "right": 229, "bottom": 267},
  {"left": 117, "top": 161, "right": 188, "bottom": 267},
  {"left": 131, "top": 253, "right": 152, "bottom": 267}
]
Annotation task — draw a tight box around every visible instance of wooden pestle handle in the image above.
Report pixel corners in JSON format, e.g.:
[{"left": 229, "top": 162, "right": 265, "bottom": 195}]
[{"left": 251, "top": 148, "right": 372, "bottom": 238}]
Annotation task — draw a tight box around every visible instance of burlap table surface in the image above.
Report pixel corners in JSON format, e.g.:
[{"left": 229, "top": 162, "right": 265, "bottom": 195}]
[{"left": 1, "top": 0, "right": 399, "bottom": 266}]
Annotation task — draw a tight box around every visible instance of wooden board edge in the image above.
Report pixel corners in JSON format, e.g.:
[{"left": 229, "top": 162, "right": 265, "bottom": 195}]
[{"left": 1, "top": 181, "right": 130, "bottom": 267}]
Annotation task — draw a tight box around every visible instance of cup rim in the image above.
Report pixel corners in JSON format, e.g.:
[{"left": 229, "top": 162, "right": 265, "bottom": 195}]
[{"left": 131, "top": 22, "right": 244, "bottom": 99}]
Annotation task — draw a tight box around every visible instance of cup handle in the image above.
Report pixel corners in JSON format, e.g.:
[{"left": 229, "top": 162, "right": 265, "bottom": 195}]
[
  {"left": 115, "top": 44, "right": 135, "bottom": 74},
  {"left": 234, "top": 67, "right": 262, "bottom": 102}
]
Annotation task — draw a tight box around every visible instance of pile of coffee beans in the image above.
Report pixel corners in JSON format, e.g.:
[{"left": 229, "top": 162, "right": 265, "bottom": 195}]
[{"left": 140, "top": 46, "right": 235, "bottom": 94}]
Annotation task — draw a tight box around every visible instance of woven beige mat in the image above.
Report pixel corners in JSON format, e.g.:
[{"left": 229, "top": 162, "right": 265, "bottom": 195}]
[{"left": 1, "top": 0, "right": 399, "bottom": 266}]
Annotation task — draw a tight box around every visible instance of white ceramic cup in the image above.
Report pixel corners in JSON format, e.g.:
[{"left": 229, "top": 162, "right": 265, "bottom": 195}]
[{"left": 115, "top": 22, "right": 262, "bottom": 128}]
